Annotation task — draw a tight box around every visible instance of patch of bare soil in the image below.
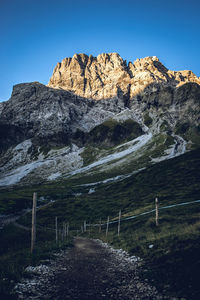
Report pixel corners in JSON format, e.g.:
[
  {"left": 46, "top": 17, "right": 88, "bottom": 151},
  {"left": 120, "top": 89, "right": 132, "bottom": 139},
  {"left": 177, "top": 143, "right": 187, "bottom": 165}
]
[{"left": 14, "top": 238, "right": 165, "bottom": 300}]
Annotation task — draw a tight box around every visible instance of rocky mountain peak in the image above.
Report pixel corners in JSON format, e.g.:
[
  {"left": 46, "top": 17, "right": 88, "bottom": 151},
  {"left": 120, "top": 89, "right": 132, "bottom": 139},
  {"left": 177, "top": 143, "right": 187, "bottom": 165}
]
[
  {"left": 48, "top": 52, "right": 130, "bottom": 99},
  {"left": 130, "top": 56, "right": 167, "bottom": 74},
  {"left": 48, "top": 53, "right": 200, "bottom": 100},
  {"left": 1, "top": 53, "right": 200, "bottom": 187},
  {"left": 97, "top": 52, "right": 126, "bottom": 65}
]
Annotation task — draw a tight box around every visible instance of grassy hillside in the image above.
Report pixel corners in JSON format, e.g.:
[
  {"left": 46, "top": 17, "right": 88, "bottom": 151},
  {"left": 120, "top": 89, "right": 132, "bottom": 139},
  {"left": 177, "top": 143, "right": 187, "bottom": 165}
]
[
  {"left": 0, "top": 148, "right": 200, "bottom": 298},
  {"left": 19, "top": 147, "right": 200, "bottom": 224},
  {"left": 0, "top": 132, "right": 178, "bottom": 214}
]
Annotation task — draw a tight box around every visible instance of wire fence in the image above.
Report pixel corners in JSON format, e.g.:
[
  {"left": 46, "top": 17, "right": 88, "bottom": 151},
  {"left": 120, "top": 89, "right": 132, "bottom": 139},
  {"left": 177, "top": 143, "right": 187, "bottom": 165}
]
[
  {"left": 91, "top": 199, "right": 200, "bottom": 227},
  {"left": 22, "top": 193, "right": 200, "bottom": 252},
  {"left": 31, "top": 198, "right": 200, "bottom": 241}
]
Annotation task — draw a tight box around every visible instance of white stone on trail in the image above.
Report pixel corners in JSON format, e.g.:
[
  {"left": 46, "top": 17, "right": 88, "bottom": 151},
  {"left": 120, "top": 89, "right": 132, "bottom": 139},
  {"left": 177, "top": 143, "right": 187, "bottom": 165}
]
[
  {"left": 95, "top": 239, "right": 141, "bottom": 264},
  {"left": 25, "top": 265, "right": 50, "bottom": 275},
  {"left": 14, "top": 239, "right": 162, "bottom": 299}
]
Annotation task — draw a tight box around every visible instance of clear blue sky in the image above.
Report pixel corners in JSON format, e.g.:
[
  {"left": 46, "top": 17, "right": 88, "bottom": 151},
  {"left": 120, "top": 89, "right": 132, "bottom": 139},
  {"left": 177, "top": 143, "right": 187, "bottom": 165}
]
[{"left": 0, "top": 0, "right": 200, "bottom": 101}]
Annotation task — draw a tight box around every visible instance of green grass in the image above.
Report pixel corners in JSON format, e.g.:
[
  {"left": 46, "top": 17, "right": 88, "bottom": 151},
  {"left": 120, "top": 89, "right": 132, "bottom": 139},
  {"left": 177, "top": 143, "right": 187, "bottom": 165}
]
[
  {"left": 0, "top": 223, "right": 73, "bottom": 299},
  {"left": 75, "top": 132, "right": 177, "bottom": 185},
  {"left": 0, "top": 132, "right": 180, "bottom": 215},
  {"left": 175, "top": 122, "right": 200, "bottom": 148},
  {"left": 0, "top": 148, "right": 200, "bottom": 298},
  {"left": 86, "top": 118, "right": 143, "bottom": 148},
  {"left": 81, "top": 145, "right": 101, "bottom": 166},
  {"left": 89, "top": 202, "right": 200, "bottom": 300}
]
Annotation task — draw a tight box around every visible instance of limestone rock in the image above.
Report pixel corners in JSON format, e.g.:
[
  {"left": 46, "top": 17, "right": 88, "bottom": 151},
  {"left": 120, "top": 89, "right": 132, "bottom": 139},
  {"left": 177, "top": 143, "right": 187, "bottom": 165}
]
[
  {"left": 0, "top": 53, "right": 200, "bottom": 186},
  {"left": 48, "top": 53, "right": 200, "bottom": 100},
  {"left": 0, "top": 82, "right": 127, "bottom": 153}
]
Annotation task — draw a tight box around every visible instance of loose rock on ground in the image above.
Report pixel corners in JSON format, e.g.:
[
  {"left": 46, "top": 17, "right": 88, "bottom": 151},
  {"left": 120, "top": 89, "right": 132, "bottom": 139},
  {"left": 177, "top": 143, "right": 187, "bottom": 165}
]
[{"left": 14, "top": 238, "right": 168, "bottom": 300}]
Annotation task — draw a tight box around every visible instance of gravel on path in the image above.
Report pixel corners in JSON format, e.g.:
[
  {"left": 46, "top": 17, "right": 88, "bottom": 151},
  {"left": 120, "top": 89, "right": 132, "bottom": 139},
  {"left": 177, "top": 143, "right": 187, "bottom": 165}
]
[{"left": 14, "top": 238, "right": 166, "bottom": 300}]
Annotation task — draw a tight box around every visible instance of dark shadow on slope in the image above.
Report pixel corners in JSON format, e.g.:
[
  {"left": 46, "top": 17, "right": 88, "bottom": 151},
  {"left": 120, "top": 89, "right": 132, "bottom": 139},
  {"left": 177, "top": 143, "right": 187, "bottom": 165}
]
[{"left": 0, "top": 81, "right": 200, "bottom": 154}]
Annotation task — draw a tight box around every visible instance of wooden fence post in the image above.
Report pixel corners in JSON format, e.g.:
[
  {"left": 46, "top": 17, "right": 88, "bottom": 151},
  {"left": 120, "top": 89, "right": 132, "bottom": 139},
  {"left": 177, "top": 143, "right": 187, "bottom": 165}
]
[
  {"left": 64, "top": 223, "right": 66, "bottom": 238},
  {"left": 31, "top": 192, "right": 37, "bottom": 253},
  {"left": 118, "top": 210, "right": 121, "bottom": 237},
  {"left": 155, "top": 197, "right": 159, "bottom": 226},
  {"left": 106, "top": 216, "right": 109, "bottom": 237},
  {"left": 84, "top": 220, "right": 87, "bottom": 232},
  {"left": 55, "top": 217, "right": 58, "bottom": 243},
  {"left": 99, "top": 218, "right": 101, "bottom": 233}
]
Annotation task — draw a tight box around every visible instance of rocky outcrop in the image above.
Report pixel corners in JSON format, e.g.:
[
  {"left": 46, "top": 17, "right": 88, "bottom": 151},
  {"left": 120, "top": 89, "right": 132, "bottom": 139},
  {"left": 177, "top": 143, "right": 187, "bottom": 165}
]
[
  {"left": 1, "top": 71, "right": 200, "bottom": 155},
  {"left": 48, "top": 53, "right": 200, "bottom": 100},
  {"left": 0, "top": 82, "right": 129, "bottom": 153},
  {"left": 0, "top": 53, "right": 200, "bottom": 186}
]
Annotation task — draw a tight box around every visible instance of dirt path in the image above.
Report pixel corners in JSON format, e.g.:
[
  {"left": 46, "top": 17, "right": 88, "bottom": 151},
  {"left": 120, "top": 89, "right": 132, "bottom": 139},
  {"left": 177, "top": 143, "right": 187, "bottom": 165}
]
[{"left": 15, "top": 238, "right": 163, "bottom": 299}]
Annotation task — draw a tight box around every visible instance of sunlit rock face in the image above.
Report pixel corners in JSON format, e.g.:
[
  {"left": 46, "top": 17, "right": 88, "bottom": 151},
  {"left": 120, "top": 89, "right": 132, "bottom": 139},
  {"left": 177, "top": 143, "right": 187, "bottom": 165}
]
[
  {"left": 48, "top": 53, "right": 200, "bottom": 99},
  {"left": 0, "top": 53, "right": 200, "bottom": 186},
  {"left": 1, "top": 54, "right": 200, "bottom": 154}
]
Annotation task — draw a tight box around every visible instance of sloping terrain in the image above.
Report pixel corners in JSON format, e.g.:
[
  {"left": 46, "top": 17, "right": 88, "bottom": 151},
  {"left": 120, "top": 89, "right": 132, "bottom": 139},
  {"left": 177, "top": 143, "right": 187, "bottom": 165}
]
[
  {"left": 0, "top": 147, "right": 200, "bottom": 299},
  {"left": 14, "top": 238, "right": 161, "bottom": 300},
  {"left": 0, "top": 54, "right": 200, "bottom": 188},
  {"left": 0, "top": 53, "right": 200, "bottom": 299}
]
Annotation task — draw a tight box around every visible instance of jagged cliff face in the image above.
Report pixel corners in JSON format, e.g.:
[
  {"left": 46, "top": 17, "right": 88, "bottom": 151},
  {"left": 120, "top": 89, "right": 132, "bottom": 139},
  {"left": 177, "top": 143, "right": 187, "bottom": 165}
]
[
  {"left": 0, "top": 82, "right": 128, "bottom": 152},
  {"left": 0, "top": 53, "right": 200, "bottom": 187},
  {"left": 48, "top": 53, "right": 200, "bottom": 100}
]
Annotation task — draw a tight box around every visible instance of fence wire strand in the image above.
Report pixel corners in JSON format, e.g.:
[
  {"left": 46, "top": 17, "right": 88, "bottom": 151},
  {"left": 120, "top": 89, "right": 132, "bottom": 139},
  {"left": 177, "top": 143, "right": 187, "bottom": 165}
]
[{"left": 26, "top": 199, "right": 200, "bottom": 234}]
